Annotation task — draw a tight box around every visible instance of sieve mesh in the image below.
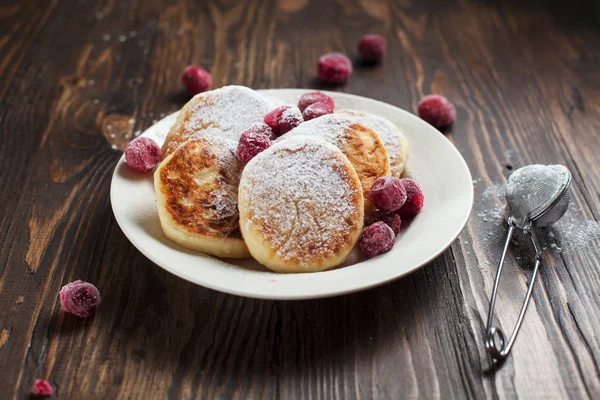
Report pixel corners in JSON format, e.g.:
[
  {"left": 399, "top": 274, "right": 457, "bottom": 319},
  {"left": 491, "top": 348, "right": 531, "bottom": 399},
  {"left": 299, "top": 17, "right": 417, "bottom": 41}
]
[{"left": 505, "top": 164, "right": 571, "bottom": 226}]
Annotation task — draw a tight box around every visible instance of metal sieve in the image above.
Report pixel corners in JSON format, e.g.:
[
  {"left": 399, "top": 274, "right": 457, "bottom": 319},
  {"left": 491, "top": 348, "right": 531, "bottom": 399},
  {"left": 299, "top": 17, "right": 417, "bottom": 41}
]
[{"left": 485, "top": 164, "right": 571, "bottom": 362}]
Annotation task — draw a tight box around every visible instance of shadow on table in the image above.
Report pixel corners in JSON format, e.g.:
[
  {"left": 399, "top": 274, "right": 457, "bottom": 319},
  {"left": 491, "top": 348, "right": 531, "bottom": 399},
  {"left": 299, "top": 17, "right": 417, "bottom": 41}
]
[
  {"left": 89, "top": 241, "right": 470, "bottom": 397},
  {"left": 51, "top": 203, "right": 476, "bottom": 398}
]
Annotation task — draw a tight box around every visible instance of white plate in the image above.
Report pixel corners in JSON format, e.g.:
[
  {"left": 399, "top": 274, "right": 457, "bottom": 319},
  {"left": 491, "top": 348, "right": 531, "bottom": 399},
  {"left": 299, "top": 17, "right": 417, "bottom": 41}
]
[{"left": 110, "top": 89, "right": 473, "bottom": 300}]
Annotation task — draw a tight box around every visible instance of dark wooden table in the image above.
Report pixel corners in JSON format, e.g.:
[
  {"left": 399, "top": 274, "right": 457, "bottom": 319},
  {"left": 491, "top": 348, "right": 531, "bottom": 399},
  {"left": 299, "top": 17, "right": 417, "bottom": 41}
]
[{"left": 2, "top": 0, "right": 600, "bottom": 398}]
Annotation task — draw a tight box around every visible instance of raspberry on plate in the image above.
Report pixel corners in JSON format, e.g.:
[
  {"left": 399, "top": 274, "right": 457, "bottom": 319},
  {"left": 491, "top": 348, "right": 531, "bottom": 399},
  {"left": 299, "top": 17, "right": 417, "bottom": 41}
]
[
  {"left": 31, "top": 379, "right": 53, "bottom": 396},
  {"left": 359, "top": 221, "right": 395, "bottom": 258},
  {"left": 264, "top": 105, "right": 303, "bottom": 136},
  {"left": 237, "top": 128, "right": 271, "bottom": 163},
  {"left": 124, "top": 137, "right": 162, "bottom": 173},
  {"left": 302, "top": 101, "right": 334, "bottom": 121},
  {"left": 247, "top": 122, "right": 276, "bottom": 140},
  {"left": 397, "top": 178, "right": 424, "bottom": 219},
  {"left": 358, "top": 34, "right": 387, "bottom": 63},
  {"left": 181, "top": 65, "right": 212, "bottom": 95},
  {"left": 59, "top": 280, "right": 101, "bottom": 318},
  {"left": 370, "top": 176, "right": 407, "bottom": 212},
  {"left": 366, "top": 211, "right": 402, "bottom": 235},
  {"left": 298, "top": 91, "right": 335, "bottom": 112},
  {"left": 417, "top": 95, "right": 456, "bottom": 128},
  {"left": 318, "top": 52, "right": 352, "bottom": 84}
]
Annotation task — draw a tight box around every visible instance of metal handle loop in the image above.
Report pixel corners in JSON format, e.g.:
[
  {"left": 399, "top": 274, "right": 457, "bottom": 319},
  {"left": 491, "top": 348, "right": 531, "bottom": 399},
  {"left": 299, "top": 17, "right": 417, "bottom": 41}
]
[
  {"left": 485, "top": 326, "right": 506, "bottom": 360},
  {"left": 485, "top": 218, "right": 543, "bottom": 362}
]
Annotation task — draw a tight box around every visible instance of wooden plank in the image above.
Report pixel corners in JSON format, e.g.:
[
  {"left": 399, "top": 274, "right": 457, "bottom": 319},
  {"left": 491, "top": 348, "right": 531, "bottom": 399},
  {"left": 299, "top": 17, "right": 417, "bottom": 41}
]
[{"left": 0, "top": 0, "right": 599, "bottom": 398}]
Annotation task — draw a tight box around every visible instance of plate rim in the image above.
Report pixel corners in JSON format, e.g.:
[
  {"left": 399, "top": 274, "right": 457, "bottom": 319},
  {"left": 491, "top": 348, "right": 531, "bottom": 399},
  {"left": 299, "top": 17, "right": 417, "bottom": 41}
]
[{"left": 110, "top": 88, "right": 474, "bottom": 300}]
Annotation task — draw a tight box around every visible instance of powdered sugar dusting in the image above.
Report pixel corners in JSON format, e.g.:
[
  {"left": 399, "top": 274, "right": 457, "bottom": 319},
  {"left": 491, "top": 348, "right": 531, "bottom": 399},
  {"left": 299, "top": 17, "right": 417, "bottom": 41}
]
[
  {"left": 261, "top": 93, "right": 289, "bottom": 107},
  {"left": 198, "top": 136, "right": 240, "bottom": 226},
  {"left": 201, "top": 135, "right": 238, "bottom": 165},
  {"left": 276, "top": 113, "right": 353, "bottom": 144},
  {"left": 471, "top": 180, "right": 507, "bottom": 251},
  {"left": 473, "top": 177, "right": 599, "bottom": 256},
  {"left": 184, "top": 85, "right": 275, "bottom": 143},
  {"left": 475, "top": 182, "right": 506, "bottom": 225},
  {"left": 336, "top": 109, "right": 407, "bottom": 176},
  {"left": 553, "top": 211, "right": 600, "bottom": 252},
  {"left": 171, "top": 136, "right": 241, "bottom": 226},
  {"left": 239, "top": 135, "right": 362, "bottom": 264},
  {"left": 280, "top": 106, "right": 302, "bottom": 125},
  {"left": 208, "top": 186, "right": 239, "bottom": 224},
  {"left": 277, "top": 113, "right": 390, "bottom": 211}
]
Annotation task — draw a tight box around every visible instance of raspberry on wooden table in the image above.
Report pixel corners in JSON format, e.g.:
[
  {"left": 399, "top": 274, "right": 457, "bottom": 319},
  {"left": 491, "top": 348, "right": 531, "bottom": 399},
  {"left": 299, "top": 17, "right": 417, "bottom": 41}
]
[
  {"left": 417, "top": 95, "right": 456, "bottom": 129},
  {"left": 397, "top": 179, "right": 424, "bottom": 219},
  {"left": 366, "top": 211, "right": 402, "bottom": 235},
  {"left": 31, "top": 379, "right": 53, "bottom": 396},
  {"left": 181, "top": 65, "right": 212, "bottom": 95},
  {"left": 124, "top": 137, "right": 162, "bottom": 173},
  {"left": 264, "top": 105, "right": 303, "bottom": 136},
  {"left": 358, "top": 34, "right": 387, "bottom": 63},
  {"left": 237, "top": 128, "right": 271, "bottom": 163},
  {"left": 59, "top": 280, "right": 101, "bottom": 318},
  {"left": 298, "top": 91, "right": 335, "bottom": 113},
  {"left": 302, "top": 101, "right": 334, "bottom": 121},
  {"left": 370, "top": 176, "right": 407, "bottom": 212},
  {"left": 359, "top": 221, "right": 396, "bottom": 258},
  {"left": 318, "top": 52, "right": 352, "bottom": 84}
]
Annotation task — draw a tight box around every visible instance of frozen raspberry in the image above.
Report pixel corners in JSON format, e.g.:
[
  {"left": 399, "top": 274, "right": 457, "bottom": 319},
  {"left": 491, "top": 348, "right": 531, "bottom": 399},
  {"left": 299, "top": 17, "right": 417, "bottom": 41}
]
[
  {"left": 264, "top": 105, "right": 303, "bottom": 136},
  {"left": 237, "top": 128, "right": 271, "bottom": 163},
  {"left": 302, "top": 101, "right": 334, "bottom": 121},
  {"left": 298, "top": 92, "right": 335, "bottom": 113},
  {"left": 247, "top": 122, "right": 276, "bottom": 140},
  {"left": 397, "top": 178, "right": 424, "bottom": 219},
  {"left": 318, "top": 52, "right": 352, "bottom": 84},
  {"left": 181, "top": 65, "right": 212, "bottom": 95},
  {"left": 366, "top": 211, "right": 402, "bottom": 235},
  {"left": 31, "top": 379, "right": 53, "bottom": 396},
  {"left": 124, "top": 137, "right": 162, "bottom": 173},
  {"left": 417, "top": 95, "right": 456, "bottom": 128},
  {"left": 358, "top": 34, "right": 387, "bottom": 63},
  {"left": 59, "top": 280, "right": 101, "bottom": 318},
  {"left": 359, "top": 222, "right": 395, "bottom": 258},
  {"left": 370, "top": 176, "right": 407, "bottom": 212}
]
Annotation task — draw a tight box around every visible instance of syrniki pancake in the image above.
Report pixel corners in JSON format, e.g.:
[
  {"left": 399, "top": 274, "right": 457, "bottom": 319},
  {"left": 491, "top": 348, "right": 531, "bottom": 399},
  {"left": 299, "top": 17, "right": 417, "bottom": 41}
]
[
  {"left": 154, "top": 136, "right": 250, "bottom": 258},
  {"left": 238, "top": 135, "right": 364, "bottom": 273},
  {"left": 161, "top": 85, "right": 275, "bottom": 158},
  {"left": 276, "top": 113, "right": 390, "bottom": 212},
  {"left": 336, "top": 109, "right": 409, "bottom": 177}
]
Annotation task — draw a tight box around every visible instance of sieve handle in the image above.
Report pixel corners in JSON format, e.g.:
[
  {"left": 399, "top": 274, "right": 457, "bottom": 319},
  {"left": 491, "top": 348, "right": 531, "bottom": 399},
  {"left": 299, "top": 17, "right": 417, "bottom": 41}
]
[{"left": 485, "top": 219, "right": 543, "bottom": 362}]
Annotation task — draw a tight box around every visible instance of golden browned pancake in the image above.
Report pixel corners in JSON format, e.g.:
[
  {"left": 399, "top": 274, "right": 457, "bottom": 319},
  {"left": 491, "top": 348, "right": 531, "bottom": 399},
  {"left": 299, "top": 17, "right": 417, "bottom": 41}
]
[
  {"left": 154, "top": 136, "right": 250, "bottom": 258},
  {"left": 336, "top": 109, "right": 409, "bottom": 177},
  {"left": 276, "top": 114, "right": 390, "bottom": 212},
  {"left": 238, "top": 135, "right": 364, "bottom": 273},
  {"left": 161, "top": 85, "right": 275, "bottom": 159}
]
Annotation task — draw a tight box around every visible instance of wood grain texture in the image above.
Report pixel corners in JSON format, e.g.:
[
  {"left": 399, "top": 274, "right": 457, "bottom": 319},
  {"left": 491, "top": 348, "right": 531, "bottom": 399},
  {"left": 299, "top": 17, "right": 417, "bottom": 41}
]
[{"left": 1, "top": 0, "right": 600, "bottom": 398}]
